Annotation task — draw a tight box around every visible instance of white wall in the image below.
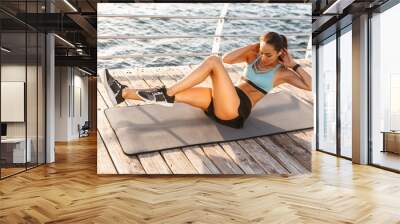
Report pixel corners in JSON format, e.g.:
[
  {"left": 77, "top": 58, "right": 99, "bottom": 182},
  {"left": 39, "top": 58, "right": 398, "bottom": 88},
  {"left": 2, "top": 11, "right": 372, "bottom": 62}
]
[
  {"left": 1, "top": 64, "right": 28, "bottom": 138},
  {"left": 55, "top": 66, "right": 69, "bottom": 141},
  {"left": 70, "top": 71, "right": 89, "bottom": 139},
  {"left": 1, "top": 63, "right": 46, "bottom": 164},
  {"left": 54, "top": 66, "right": 89, "bottom": 141}
]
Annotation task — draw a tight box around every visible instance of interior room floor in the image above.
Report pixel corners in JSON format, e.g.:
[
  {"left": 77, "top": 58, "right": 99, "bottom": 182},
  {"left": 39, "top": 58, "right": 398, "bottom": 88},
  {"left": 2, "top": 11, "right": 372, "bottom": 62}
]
[
  {"left": 0, "top": 134, "right": 399, "bottom": 223},
  {"left": 372, "top": 150, "right": 400, "bottom": 171}
]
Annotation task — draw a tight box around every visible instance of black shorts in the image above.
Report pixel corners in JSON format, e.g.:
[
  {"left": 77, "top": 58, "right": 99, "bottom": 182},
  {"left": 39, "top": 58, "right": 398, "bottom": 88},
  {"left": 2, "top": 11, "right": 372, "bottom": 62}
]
[{"left": 204, "top": 87, "right": 252, "bottom": 129}]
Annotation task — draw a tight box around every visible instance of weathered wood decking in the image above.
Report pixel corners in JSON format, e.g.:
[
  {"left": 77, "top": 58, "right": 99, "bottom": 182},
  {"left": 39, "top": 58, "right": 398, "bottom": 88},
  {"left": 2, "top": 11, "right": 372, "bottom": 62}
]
[{"left": 97, "top": 62, "right": 314, "bottom": 175}]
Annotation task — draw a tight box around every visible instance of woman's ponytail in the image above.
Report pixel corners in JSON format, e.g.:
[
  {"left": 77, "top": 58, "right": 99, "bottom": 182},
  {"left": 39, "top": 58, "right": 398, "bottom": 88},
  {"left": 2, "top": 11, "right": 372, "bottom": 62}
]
[{"left": 260, "top": 32, "right": 288, "bottom": 51}]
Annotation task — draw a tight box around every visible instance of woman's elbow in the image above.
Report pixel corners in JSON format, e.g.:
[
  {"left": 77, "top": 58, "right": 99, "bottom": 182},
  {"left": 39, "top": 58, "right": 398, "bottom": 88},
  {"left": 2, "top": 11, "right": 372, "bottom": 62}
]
[
  {"left": 222, "top": 54, "right": 232, "bottom": 64},
  {"left": 305, "top": 83, "right": 312, "bottom": 91},
  {"left": 222, "top": 57, "right": 229, "bottom": 64}
]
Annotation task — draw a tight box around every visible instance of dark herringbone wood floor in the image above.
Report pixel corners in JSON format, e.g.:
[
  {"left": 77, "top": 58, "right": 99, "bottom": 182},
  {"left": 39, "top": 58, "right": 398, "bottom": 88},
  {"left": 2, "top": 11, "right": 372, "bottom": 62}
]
[{"left": 1, "top": 134, "right": 400, "bottom": 223}]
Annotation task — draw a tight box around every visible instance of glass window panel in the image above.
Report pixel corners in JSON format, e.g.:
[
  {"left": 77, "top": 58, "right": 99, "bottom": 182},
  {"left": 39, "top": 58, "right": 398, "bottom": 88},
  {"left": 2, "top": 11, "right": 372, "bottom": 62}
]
[
  {"left": 0, "top": 0, "right": 46, "bottom": 179},
  {"left": 27, "top": 30, "right": 38, "bottom": 169},
  {"left": 340, "top": 28, "right": 352, "bottom": 158},
  {"left": 38, "top": 32, "right": 45, "bottom": 165},
  {"left": 1, "top": 30, "right": 27, "bottom": 177},
  {"left": 371, "top": 3, "right": 400, "bottom": 171},
  {"left": 317, "top": 36, "right": 337, "bottom": 154}
]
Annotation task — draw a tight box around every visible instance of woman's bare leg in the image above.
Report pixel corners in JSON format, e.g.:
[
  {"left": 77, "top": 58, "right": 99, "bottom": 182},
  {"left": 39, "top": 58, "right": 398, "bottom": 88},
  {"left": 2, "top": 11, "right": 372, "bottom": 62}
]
[
  {"left": 203, "top": 56, "right": 240, "bottom": 119},
  {"left": 171, "top": 55, "right": 241, "bottom": 119},
  {"left": 122, "top": 88, "right": 141, "bottom": 101},
  {"left": 174, "top": 87, "right": 212, "bottom": 110},
  {"left": 166, "top": 55, "right": 225, "bottom": 96},
  {"left": 120, "top": 54, "right": 217, "bottom": 101},
  {"left": 122, "top": 55, "right": 240, "bottom": 120},
  {"left": 122, "top": 86, "right": 212, "bottom": 110}
]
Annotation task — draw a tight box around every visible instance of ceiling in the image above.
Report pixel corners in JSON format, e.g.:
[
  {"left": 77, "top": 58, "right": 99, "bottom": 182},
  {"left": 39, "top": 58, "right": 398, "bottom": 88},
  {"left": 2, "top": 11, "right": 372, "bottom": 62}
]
[
  {"left": 0, "top": 0, "right": 101, "bottom": 74},
  {"left": 311, "top": 0, "right": 391, "bottom": 43}
]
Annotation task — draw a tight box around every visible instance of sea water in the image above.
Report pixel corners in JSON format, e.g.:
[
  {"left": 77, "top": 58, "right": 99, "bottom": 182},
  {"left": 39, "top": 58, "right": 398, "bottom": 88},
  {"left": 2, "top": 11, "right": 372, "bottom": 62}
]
[{"left": 97, "top": 3, "right": 311, "bottom": 69}]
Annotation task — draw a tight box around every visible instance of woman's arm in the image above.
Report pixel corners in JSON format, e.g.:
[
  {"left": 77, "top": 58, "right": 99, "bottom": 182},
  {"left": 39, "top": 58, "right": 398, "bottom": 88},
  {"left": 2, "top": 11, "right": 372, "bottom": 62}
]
[
  {"left": 222, "top": 43, "right": 259, "bottom": 64},
  {"left": 279, "top": 49, "right": 312, "bottom": 91},
  {"left": 282, "top": 69, "right": 312, "bottom": 91}
]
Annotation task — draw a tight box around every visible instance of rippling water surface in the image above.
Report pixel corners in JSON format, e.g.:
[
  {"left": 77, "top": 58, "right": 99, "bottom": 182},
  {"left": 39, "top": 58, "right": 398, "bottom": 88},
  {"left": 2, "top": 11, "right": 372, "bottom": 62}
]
[{"left": 98, "top": 3, "right": 311, "bottom": 69}]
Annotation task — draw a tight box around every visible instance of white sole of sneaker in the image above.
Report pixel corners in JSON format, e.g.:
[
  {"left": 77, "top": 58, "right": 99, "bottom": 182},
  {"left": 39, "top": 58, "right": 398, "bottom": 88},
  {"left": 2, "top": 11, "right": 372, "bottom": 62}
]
[
  {"left": 100, "top": 70, "right": 118, "bottom": 106},
  {"left": 157, "top": 102, "right": 174, "bottom": 107}
]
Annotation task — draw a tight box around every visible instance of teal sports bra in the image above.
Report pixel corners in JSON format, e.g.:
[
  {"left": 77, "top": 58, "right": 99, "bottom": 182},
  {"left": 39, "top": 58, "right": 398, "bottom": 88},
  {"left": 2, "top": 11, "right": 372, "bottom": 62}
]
[{"left": 242, "top": 55, "right": 281, "bottom": 94}]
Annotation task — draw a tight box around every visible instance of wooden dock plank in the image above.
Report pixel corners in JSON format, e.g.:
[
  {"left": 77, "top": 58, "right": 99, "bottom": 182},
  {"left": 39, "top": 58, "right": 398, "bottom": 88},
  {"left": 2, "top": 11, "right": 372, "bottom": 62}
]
[
  {"left": 97, "top": 91, "right": 145, "bottom": 174},
  {"left": 287, "top": 130, "right": 313, "bottom": 151},
  {"left": 202, "top": 144, "right": 244, "bottom": 174},
  {"left": 137, "top": 67, "right": 165, "bottom": 88},
  {"left": 237, "top": 139, "right": 289, "bottom": 175},
  {"left": 270, "top": 134, "right": 311, "bottom": 171},
  {"left": 97, "top": 76, "right": 115, "bottom": 109},
  {"left": 166, "top": 65, "right": 187, "bottom": 75},
  {"left": 97, "top": 132, "right": 117, "bottom": 174},
  {"left": 172, "top": 65, "right": 190, "bottom": 80},
  {"left": 161, "top": 68, "right": 185, "bottom": 89},
  {"left": 160, "top": 149, "right": 198, "bottom": 174},
  {"left": 256, "top": 136, "right": 308, "bottom": 174},
  {"left": 156, "top": 68, "right": 180, "bottom": 87},
  {"left": 137, "top": 152, "right": 172, "bottom": 174},
  {"left": 165, "top": 67, "right": 195, "bottom": 90},
  {"left": 219, "top": 142, "right": 265, "bottom": 175},
  {"left": 182, "top": 146, "right": 220, "bottom": 174},
  {"left": 122, "top": 68, "right": 151, "bottom": 90}
]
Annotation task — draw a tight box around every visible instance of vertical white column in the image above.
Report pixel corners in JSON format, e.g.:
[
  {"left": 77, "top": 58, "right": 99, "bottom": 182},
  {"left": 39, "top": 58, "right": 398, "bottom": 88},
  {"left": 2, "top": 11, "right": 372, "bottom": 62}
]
[
  {"left": 46, "top": 1, "right": 55, "bottom": 163},
  {"left": 312, "top": 45, "right": 317, "bottom": 150},
  {"left": 352, "top": 14, "right": 369, "bottom": 164}
]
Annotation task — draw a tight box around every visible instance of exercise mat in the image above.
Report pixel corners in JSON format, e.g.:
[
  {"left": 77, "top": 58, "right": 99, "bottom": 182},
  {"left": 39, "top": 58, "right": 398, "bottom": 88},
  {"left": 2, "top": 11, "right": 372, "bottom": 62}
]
[{"left": 104, "top": 91, "right": 313, "bottom": 155}]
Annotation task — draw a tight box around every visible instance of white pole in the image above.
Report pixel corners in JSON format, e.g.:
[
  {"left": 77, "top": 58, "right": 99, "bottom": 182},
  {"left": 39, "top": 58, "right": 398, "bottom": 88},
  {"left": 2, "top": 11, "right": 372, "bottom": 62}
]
[
  {"left": 305, "top": 35, "right": 312, "bottom": 59},
  {"left": 46, "top": 1, "right": 55, "bottom": 163},
  {"left": 211, "top": 4, "right": 229, "bottom": 55}
]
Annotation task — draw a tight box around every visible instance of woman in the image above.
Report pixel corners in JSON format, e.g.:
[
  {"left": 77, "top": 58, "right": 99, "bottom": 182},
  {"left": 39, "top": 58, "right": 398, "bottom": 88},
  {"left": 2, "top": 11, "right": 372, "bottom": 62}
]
[{"left": 102, "top": 32, "right": 312, "bottom": 129}]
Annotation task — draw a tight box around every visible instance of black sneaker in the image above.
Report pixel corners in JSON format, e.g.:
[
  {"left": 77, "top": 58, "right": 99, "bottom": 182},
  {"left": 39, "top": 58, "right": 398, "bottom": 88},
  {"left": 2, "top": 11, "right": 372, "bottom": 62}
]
[
  {"left": 101, "top": 69, "right": 127, "bottom": 105},
  {"left": 136, "top": 85, "right": 175, "bottom": 107}
]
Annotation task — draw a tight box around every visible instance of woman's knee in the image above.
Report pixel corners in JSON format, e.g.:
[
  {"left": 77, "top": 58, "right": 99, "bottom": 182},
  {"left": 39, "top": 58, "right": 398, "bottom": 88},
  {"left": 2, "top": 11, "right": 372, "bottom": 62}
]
[
  {"left": 214, "top": 105, "right": 240, "bottom": 120},
  {"left": 215, "top": 110, "right": 239, "bottom": 120},
  {"left": 206, "top": 55, "right": 223, "bottom": 66}
]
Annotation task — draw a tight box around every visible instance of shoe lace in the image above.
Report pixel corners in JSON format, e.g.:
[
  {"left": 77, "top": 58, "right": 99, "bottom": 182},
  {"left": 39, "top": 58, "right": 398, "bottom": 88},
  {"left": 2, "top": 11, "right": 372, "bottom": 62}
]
[
  {"left": 112, "top": 80, "right": 122, "bottom": 88},
  {"left": 154, "top": 92, "right": 166, "bottom": 101}
]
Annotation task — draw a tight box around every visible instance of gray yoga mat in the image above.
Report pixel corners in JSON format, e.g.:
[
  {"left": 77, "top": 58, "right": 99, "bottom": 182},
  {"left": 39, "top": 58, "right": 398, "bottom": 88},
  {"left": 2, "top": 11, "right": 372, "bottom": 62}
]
[{"left": 105, "top": 91, "right": 313, "bottom": 155}]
